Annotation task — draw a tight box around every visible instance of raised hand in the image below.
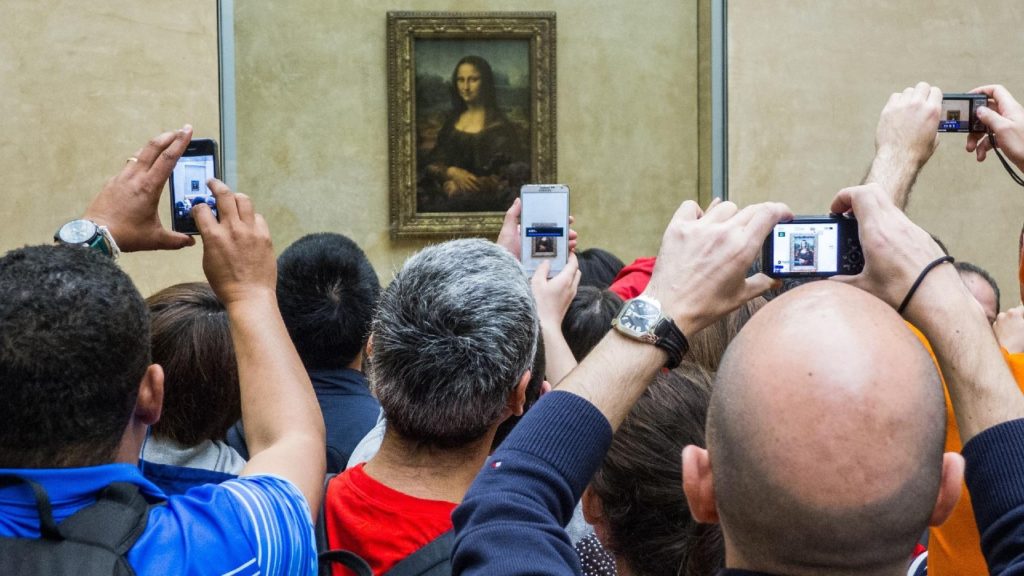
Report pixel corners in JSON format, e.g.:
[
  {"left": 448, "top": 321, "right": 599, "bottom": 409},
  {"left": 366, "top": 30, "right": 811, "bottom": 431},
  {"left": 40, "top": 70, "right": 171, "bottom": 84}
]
[{"left": 84, "top": 125, "right": 196, "bottom": 252}]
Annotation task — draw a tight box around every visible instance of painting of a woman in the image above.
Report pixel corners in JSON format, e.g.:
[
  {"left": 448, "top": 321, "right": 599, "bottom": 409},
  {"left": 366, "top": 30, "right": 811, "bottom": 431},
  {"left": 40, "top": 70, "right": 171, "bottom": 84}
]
[{"left": 417, "top": 55, "right": 529, "bottom": 213}]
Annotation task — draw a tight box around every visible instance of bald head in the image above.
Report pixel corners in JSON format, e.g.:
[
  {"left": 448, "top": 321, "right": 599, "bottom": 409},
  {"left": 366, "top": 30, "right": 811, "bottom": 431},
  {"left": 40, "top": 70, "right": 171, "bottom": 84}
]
[{"left": 707, "top": 282, "right": 946, "bottom": 573}]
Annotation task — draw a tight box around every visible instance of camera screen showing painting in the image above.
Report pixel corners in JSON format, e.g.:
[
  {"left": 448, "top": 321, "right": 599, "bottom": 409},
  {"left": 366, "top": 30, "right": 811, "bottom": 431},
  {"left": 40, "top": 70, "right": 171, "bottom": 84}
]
[
  {"left": 771, "top": 222, "right": 839, "bottom": 274},
  {"left": 939, "top": 94, "right": 987, "bottom": 132},
  {"left": 520, "top": 184, "right": 569, "bottom": 277}
]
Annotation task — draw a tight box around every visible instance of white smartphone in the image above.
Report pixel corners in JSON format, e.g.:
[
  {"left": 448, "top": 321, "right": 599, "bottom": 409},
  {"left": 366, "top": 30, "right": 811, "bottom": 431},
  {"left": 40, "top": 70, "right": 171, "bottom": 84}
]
[{"left": 520, "top": 184, "right": 570, "bottom": 278}]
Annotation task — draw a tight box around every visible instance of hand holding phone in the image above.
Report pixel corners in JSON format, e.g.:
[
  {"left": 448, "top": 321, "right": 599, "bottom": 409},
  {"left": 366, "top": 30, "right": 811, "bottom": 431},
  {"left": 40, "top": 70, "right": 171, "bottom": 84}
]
[
  {"left": 169, "top": 139, "right": 219, "bottom": 234},
  {"left": 83, "top": 125, "right": 196, "bottom": 252},
  {"left": 761, "top": 215, "right": 863, "bottom": 278},
  {"left": 520, "top": 184, "right": 570, "bottom": 278}
]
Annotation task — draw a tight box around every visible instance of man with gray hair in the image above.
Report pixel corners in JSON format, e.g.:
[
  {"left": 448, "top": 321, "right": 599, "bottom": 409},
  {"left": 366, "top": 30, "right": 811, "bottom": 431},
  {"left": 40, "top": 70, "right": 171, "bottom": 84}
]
[{"left": 322, "top": 238, "right": 539, "bottom": 574}]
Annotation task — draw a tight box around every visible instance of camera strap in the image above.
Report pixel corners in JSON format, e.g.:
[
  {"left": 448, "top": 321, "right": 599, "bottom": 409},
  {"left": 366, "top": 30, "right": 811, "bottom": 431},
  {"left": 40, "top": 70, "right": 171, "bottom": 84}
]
[
  {"left": 897, "top": 255, "right": 955, "bottom": 316},
  {"left": 988, "top": 131, "right": 1024, "bottom": 187}
]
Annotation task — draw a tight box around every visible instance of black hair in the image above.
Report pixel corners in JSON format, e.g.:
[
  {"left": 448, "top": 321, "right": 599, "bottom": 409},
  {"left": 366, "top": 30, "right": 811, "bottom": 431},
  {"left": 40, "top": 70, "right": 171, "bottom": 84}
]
[
  {"left": 0, "top": 245, "right": 150, "bottom": 467},
  {"left": 562, "top": 287, "right": 624, "bottom": 361},
  {"left": 148, "top": 282, "right": 239, "bottom": 446},
  {"left": 277, "top": 233, "right": 381, "bottom": 371},
  {"left": 576, "top": 248, "right": 626, "bottom": 289}
]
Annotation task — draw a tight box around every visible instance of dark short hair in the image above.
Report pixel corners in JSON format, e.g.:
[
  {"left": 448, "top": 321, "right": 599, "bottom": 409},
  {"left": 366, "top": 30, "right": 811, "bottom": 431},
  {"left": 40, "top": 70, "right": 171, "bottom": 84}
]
[
  {"left": 148, "top": 282, "right": 239, "bottom": 446},
  {"left": 0, "top": 245, "right": 150, "bottom": 467},
  {"left": 371, "top": 239, "right": 538, "bottom": 449},
  {"left": 590, "top": 364, "right": 723, "bottom": 576},
  {"left": 576, "top": 248, "right": 625, "bottom": 289},
  {"left": 955, "top": 261, "right": 1000, "bottom": 311},
  {"left": 277, "top": 233, "right": 381, "bottom": 371},
  {"left": 562, "top": 287, "right": 624, "bottom": 361}
]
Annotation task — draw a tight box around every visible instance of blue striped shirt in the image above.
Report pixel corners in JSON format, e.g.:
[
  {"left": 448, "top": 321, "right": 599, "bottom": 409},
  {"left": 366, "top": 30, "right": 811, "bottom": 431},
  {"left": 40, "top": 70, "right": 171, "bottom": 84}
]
[{"left": 0, "top": 464, "right": 316, "bottom": 576}]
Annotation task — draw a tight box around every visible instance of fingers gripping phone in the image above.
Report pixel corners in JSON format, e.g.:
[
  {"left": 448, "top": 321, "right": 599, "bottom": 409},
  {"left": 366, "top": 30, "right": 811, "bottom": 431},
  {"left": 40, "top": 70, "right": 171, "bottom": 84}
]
[
  {"left": 939, "top": 93, "right": 988, "bottom": 133},
  {"left": 169, "top": 139, "right": 218, "bottom": 234},
  {"left": 761, "top": 215, "right": 863, "bottom": 278},
  {"left": 520, "top": 184, "right": 569, "bottom": 278}
]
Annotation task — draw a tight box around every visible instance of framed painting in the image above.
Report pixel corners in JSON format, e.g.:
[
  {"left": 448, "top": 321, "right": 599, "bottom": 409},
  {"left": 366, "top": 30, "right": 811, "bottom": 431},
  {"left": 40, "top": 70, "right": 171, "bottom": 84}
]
[{"left": 387, "top": 11, "right": 557, "bottom": 238}]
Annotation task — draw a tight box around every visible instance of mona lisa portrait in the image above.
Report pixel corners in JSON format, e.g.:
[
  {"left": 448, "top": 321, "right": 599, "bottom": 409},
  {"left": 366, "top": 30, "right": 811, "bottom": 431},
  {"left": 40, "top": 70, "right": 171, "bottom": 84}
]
[
  {"left": 417, "top": 50, "right": 529, "bottom": 213},
  {"left": 388, "top": 12, "right": 556, "bottom": 238}
]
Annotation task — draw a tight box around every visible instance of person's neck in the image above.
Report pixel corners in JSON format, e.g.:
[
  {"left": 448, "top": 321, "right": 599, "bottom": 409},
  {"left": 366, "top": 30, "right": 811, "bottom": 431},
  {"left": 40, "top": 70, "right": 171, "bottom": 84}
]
[
  {"left": 726, "top": 553, "right": 907, "bottom": 576},
  {"left": 346, "top": 355, "right": 363, "bottom": 372},
  {"left": 363, "top": 428, "right": 494, "bottom": 503}
]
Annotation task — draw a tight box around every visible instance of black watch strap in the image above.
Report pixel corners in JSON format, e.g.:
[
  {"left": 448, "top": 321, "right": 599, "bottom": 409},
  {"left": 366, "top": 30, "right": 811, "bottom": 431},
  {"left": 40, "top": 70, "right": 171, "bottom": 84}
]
[{"left": 652, "top": 317, "right": 689, "bottom": 369}]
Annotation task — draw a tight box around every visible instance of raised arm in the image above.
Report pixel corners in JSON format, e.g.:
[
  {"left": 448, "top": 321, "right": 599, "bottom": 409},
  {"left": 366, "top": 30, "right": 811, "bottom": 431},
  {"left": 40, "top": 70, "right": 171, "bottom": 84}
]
[
  {"left": 194, "top": 182, "right": 326, "bottom": 518},
  {"left": 861, "top": 82, "right": 942, "bottom": 211},
  {"left": 831, "top": 183, "right": 1024, "bottom": 574},
  {"left": 557, "top": 200, "right": 791, "bottom": 428},
  {"left": 530, "top": 255, "right": 581, "bottom": 385},
  {"left": 452, "top": 200, "right": 791, "bottom": 576},
  {"left": 831, "top": 183, "right": 1024, "bottom": 442}
]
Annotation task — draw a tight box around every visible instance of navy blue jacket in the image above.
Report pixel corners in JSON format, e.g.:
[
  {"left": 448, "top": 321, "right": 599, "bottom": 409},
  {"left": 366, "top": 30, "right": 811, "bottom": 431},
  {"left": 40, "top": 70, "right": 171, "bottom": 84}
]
[
  {"left": 228, "top": 368, "right": 380, "bottom": 473},
  {"left": 451, "top": 391, "right": 1024, "bottom": 576}
]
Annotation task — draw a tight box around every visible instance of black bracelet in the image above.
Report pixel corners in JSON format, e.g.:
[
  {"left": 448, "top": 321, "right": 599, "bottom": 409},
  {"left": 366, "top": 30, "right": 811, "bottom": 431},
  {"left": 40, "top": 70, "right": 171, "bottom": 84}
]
[{"left": 897, "top": 255, "right": 955, "bottom": 315}]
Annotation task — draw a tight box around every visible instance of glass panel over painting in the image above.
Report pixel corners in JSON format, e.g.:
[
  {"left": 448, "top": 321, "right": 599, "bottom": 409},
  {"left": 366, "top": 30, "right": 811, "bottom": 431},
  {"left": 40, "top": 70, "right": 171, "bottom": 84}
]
[{"left": 415, "top": 39, "right": 532, "bottom": 214}]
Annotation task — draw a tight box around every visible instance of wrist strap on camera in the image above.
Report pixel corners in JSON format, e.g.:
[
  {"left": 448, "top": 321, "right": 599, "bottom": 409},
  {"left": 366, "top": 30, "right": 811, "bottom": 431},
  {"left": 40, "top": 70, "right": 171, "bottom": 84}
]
[
  {"left": 988, "top": 131, "right": 1024, "bottom": 187},
  {"left": 897, "top": 255, "right": 955, "bottom": 315}
]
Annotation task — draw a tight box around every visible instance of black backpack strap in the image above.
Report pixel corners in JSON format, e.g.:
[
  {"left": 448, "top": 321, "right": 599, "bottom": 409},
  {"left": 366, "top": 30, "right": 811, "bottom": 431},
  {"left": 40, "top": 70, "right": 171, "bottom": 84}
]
[
  {"left": 315, "top": 473, "right": 338, "bottom": 554},
  {"left": 56, "top": 482, "right": 152, "bottom": 555},
  {"left": 0, "top": 475, "right": 62, "bottom": 540},
  {"left": 318, "top": 550, "right": 373, "bottom": 576},
  {"left": 384, "top": 530, "right": 454, "bottom": 576}
]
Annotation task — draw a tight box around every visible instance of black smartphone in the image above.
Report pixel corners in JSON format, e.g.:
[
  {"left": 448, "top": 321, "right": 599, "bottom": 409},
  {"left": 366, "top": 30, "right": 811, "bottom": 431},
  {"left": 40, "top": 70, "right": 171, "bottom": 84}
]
[
  {"left": 169, "top": 139, "right": 218, "bottom": 234},
  {"left": 939, "top": 93, "right": 988, "bottom": 133},
  {"left": 520, "top": 184, "right": 570, "bottom": 278},
  {"left": 761, "top": 215, "right": 863, "bottom": 278}
]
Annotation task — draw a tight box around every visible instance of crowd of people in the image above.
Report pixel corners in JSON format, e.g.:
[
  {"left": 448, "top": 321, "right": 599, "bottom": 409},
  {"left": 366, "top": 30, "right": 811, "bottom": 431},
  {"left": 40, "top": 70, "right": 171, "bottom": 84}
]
[{"left": 2, "top": 81, "right": 1024, "bottom": 576}]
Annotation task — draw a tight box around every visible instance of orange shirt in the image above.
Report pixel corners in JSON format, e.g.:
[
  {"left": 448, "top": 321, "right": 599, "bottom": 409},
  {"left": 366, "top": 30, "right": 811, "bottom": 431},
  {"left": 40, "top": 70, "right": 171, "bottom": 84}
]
[{"left": 908, "top": 324, "right": 1024, "bottom": 576}]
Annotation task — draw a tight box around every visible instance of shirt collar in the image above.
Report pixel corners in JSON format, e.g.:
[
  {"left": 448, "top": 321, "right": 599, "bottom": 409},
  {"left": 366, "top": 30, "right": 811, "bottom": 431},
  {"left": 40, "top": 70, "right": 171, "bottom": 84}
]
[{"left": 0, "top": 463, "right": 166, "bottom": 507}]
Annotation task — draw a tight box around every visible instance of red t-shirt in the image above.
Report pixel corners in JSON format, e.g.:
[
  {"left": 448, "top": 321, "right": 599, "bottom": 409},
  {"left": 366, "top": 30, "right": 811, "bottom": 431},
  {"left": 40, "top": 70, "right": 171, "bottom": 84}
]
[
  {"left": 609, "top": 257, "right": 656, "bottom": 300},
  {"left": 324, "top": 463, "right": 457, "bottom": 575}
]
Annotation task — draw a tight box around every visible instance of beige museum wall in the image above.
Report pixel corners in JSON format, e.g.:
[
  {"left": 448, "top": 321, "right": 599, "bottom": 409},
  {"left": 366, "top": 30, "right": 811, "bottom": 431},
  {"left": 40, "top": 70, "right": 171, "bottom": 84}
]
[
  {"left": 728, "top": 0, "right": 1024, "bottom": 310},
  {"left": 233, "top": 0, "right": 700, "bottom": 279},
  {"left": 0, "top": 1, "right": 220, "bottom": 297},
  {"left": 0, "top": 1, "right": 698, "bottom": 294}
]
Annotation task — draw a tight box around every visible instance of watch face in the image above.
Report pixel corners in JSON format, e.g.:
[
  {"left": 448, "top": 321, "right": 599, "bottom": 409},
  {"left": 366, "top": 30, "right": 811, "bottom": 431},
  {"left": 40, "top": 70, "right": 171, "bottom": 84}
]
[
  {"left": 59, "top": 220, "right": 98, "bottom": 244},
  {"left": 618, "top": 298, "right": 662, "bottom": 335}
]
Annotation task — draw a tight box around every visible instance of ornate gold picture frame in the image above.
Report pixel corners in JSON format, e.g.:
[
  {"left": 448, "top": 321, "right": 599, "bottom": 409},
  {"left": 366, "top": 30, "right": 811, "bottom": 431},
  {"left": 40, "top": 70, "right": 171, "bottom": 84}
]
[{"left": 387, "top": 12, "right": 557, "bottom": 238}]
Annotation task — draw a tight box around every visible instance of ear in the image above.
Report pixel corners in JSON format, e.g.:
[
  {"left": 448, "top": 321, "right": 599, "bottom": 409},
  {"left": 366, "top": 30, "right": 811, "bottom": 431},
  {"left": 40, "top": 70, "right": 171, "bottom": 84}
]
[
  {"left": 365, "top": 333, "right": 375, "bottom": 359},
  {"left": 581, "top": 485, "right": 602, "bottom": 524},
  {"left": 582, "top": 486, "right": 612, "bottom": 547},
  {"left": 507, "top": 370, "right": 530, "bottom": 417},
  {"left": 682, "top": 445, "right": 719, "bottom": 524},
  {"left": 135, "top": 364, "right": 164, "bottom": 426},
  {"left": 929, "top": 452, "right": 965, "bottom": 526}
]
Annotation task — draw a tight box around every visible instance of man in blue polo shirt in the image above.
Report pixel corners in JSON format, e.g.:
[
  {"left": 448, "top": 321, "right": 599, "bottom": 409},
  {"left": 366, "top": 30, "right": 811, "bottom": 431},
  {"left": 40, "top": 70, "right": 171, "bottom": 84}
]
[{"left": 0, "top": 126, "right": 325, "bottom": 575}]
